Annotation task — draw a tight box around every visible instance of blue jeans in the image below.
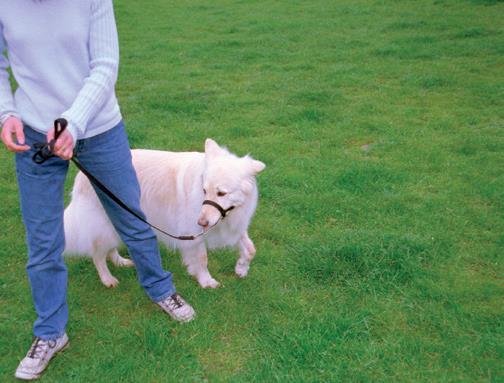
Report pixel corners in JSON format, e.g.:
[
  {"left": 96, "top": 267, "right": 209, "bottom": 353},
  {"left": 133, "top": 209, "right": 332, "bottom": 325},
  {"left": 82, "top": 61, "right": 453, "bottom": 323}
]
[{"left": 15, "top": 121, "right": 176, "bottom": 340}]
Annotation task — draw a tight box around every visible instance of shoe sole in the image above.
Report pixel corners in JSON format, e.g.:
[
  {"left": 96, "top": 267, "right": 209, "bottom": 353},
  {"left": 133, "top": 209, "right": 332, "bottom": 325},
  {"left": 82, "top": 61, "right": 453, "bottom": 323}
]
[
  {"left": 166, "top": 310, "right": 196, "bottom": 323},
  {"left": 14, "top": 341, "right": 70, "bottom": 381}
]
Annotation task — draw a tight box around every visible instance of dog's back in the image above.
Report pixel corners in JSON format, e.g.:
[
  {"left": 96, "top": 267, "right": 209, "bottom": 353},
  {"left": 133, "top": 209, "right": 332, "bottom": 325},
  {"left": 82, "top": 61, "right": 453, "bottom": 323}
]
[{"left": 64, "top": 141, "right": 264, "bottom": 288}]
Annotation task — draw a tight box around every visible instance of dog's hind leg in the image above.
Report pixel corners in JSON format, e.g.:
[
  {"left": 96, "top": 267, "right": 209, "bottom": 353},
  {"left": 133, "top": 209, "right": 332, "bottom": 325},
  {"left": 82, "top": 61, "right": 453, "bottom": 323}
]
[
  {"left": 235, "top": 232, "right": 256, "bottom": 278},
  {"left": 107, "top": 248, "right": 134, "bottom": 268},
  {"left": 181, "top": 243, "right": 220, "bottom": 288},
  {"left": 92, "top": 251, "right": 119, "bottom": 288}
]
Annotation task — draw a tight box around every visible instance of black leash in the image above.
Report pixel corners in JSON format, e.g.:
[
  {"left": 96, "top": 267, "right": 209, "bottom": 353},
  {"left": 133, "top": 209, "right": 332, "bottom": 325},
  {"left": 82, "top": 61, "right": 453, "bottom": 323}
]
[
  {"left": 32, "top": 118, "right": 67, "bottom": 164},
  {"left": 32, "top": 119, "right": 234, "bottom": 241}
]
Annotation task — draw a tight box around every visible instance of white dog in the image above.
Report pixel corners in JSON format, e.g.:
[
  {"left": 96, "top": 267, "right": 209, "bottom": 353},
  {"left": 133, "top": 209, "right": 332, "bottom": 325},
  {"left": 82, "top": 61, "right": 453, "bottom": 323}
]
[{"left": 63, "top": 139, "right": 265, "bottom": 288}]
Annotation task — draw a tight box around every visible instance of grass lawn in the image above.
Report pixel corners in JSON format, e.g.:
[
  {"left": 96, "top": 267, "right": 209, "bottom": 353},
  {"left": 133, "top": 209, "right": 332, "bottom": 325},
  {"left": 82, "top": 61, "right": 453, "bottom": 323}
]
[{"left": 1, "top": 0, "right": 503, "bottom": 381}]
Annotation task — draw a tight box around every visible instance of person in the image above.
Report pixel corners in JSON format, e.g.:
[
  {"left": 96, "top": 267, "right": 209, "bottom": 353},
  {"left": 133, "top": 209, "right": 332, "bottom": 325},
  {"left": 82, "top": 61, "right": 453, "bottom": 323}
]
[{"left": 0, "top": 1, "right": 195, "bottom": 380}]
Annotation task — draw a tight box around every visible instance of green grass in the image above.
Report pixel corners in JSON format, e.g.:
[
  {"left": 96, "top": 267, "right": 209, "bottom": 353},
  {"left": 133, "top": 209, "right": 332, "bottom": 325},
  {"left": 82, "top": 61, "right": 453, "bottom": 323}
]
[{"left": 1, "top": 0, "right": 503, "bottom": 381}]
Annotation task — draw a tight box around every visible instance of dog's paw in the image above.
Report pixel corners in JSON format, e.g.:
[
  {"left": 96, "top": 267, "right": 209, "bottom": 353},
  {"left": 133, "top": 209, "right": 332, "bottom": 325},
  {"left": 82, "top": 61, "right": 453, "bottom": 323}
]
[
  {"left": 235, "top": 262, "right": 250, "bottom": 278},
  {"left": 101, "top": 275, "right": 119, "bottom": 288},
  {"left": 199, "top": 277, "right": 220, "bottom": 289},
  {"left": 109, "top": 250, "right": 135, "bottom": 268},
  {"left": 117, "top": 258, "right": 134, "bottom": 268}
]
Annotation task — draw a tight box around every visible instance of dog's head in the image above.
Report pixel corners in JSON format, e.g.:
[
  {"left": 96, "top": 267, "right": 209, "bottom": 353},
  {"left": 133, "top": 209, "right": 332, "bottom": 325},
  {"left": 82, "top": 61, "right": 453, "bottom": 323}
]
[{"left": 198, "top": 138, "right": 265, "bottom": 230}]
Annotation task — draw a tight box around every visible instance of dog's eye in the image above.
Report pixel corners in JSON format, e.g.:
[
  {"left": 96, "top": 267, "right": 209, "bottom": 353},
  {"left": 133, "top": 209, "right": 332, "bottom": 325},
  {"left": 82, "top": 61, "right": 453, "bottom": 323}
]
[
  {"left": 203, "top": 188, "right": 207, "bottom": 194},
  {"left": 217, "top": 191, "right": 227, "bottom": 197}
]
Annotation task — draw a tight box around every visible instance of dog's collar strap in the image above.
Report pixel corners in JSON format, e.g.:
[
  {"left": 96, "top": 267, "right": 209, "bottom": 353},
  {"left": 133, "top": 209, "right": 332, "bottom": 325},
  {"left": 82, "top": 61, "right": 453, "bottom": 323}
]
[{"left": 202, "top": 199, "right": 235, "bottom": 218}]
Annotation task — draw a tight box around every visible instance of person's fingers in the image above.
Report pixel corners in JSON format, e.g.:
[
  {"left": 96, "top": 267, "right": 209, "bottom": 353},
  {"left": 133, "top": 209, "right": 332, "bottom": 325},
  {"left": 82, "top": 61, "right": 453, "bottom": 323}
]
[
  {"left": 15, "top": 122, "right": 26, "bottom": 145},
  {"left": 1, "top": 126, "right": 10, "bottom": 146},
  {"left": 11, "top": 141, "right": 30, "bottom": 152},
  {"left": 47, "top": 128, "right": 55, "bottom": 143},
  {"left": 54, "top": 132, "right": 72, "bottom": 152},
  {"left": 54, "top": 136, "right": 63, "bottom": 151},
  {"left": 1, "top": 129, "right": 15, "bottom": 151},
  {"left": 55, "top": 146, "right": 73, "bottom": 160},
  {"left": 54, "top": 134, "right": 74, "bottom": 159},
  {"left": 54, "top": 144, "right": 65, "bottom": 156},
  {"left": 63, "top": 134, "right": 72, "bottom": 150},
  {"left": 13, "top": 123, "right": 30, "bottom": 151},
  {"left": 63, "top": 147, "right": 73, "bottom": 160},
  {"left": 2, "top": 126, "right": 29, "bottom": 152}
]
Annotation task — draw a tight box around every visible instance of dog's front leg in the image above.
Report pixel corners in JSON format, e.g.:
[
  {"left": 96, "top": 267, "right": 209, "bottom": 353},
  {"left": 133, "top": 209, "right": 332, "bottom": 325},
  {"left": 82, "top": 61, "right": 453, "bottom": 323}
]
[
  {"left": 181, "top": 243, "right": 220, "bottom": 288},
  {"left": 235, "top": 232, "right": 256, "bottom": 278}
]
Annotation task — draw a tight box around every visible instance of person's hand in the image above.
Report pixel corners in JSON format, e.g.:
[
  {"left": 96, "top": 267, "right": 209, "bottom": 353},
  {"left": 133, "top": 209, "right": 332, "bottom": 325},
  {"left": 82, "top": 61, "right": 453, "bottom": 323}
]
[
  {"left": 47, "top": 127, "right": 74, "bottom": 160},
  {"left": 1, "top": 116, "right": 30, "bottom": 152}
]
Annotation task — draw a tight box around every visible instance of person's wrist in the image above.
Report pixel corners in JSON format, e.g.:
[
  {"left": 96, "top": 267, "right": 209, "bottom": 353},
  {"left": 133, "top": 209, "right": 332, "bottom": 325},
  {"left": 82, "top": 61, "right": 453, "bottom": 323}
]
[
  {"left": 59, "top": 116, "right": 78, "bottom": 147},
  {"left": 0, "top": 113, "right": 20, "bottom": 128},
  {"left": 65, "top": 122, "right": 78, "bottom": 148}
]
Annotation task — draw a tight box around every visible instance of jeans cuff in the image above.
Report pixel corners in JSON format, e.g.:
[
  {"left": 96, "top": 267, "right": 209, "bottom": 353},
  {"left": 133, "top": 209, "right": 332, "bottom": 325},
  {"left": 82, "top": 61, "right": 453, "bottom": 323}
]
[
  {"left": 34, "top": 330, "right": 67, "bottom": 341},
  {"left": 152, "top": 286, "right": 177, "bottom": 303}
]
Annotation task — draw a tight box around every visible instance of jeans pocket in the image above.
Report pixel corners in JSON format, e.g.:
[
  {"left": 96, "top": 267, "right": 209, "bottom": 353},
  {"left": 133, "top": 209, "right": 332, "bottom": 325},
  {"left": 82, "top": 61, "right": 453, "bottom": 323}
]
[{"left": 16, "top": 148, "right": 69, "bottom": 178}]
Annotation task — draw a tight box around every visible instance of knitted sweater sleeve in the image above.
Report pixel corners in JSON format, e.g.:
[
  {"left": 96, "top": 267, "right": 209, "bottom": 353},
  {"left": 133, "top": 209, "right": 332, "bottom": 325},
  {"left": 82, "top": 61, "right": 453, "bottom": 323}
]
[
  {"left": 0, "top": 20, "right": 19, "bottom": 126},
  {"left": 60, "top": 0, "right": 119, "bottom": 142}
]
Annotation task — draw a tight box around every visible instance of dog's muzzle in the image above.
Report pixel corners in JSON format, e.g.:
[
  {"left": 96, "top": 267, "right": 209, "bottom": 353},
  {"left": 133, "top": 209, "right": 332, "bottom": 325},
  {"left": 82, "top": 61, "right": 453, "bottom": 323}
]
[{"left": 202, "top": 200, "right": 234, "bottom": 219}]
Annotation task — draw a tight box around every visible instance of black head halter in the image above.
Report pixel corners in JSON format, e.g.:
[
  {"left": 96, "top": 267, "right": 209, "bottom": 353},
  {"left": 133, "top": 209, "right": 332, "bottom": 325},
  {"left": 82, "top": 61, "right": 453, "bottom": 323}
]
[{"left": 202, "top": 199, "right": 235, "bottom": 218}]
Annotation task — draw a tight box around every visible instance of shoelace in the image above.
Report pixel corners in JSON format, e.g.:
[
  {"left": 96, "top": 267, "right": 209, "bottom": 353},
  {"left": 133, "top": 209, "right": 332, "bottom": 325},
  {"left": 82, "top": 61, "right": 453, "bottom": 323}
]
[
  {"left": 162, "top": 293, "right": 184, "bottom": 310},
  {"left": 28, "top": 338, "right": 56, "bottom": 359}
]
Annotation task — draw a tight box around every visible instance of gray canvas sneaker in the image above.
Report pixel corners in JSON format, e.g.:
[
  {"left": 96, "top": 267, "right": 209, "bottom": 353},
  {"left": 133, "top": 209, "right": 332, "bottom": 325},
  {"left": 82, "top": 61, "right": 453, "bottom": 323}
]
[
  {"left": 157, "top": 293, "right": 195, "bottom": 322},
  {"left": 15, "top": 333, "right": 69, "bottom": 381}
]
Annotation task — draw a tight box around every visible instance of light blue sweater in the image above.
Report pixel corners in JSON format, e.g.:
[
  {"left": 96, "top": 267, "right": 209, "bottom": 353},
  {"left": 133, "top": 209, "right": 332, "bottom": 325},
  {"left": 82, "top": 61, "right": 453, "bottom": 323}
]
[{"left": 0, "top": 0, "right": 122, "bottom": 142}]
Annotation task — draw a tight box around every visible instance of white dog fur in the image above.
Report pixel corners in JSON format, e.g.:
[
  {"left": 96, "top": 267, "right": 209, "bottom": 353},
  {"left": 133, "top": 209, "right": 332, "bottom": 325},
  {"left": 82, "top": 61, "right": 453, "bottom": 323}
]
[{"left": 63, "top": 139, "right": 265, "bottom": 288}]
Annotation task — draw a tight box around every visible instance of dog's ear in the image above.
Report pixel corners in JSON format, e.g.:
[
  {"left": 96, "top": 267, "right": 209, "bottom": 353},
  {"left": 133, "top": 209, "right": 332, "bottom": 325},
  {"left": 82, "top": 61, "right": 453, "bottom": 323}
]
[
  {"left": 205, "top": 138, "right": 221, "bottom": 157},
  {"left": 246, "top": 157, "right": 266, "bottom": 176}
]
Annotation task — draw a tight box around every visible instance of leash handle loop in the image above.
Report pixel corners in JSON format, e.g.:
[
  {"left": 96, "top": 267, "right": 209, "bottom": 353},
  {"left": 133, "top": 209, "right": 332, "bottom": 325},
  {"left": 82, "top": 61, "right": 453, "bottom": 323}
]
[
  {"left": 54, "top": 118, "right": 67, "bottom": 142},
  {"left": 32, "top": 118, "right": 69, "bottom": 164}
]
